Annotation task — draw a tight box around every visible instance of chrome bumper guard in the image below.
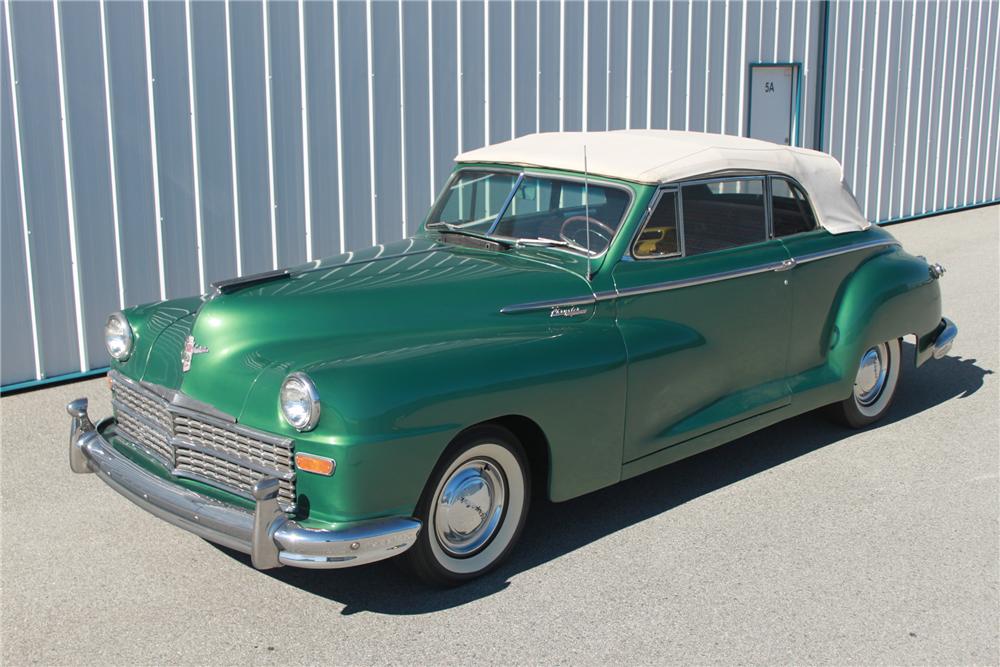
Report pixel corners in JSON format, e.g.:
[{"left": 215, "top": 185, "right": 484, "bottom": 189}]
[
  {"left": 931, "top": 317, "right": 958, "bottom": 359},
  {"left": 68, "top": 398, "right": 421, "bottom": 570}
]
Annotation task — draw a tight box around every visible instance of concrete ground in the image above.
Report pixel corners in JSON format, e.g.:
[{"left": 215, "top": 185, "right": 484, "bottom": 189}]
[{"left": 2, "top": 205, "right": 997, "bottom": 666}]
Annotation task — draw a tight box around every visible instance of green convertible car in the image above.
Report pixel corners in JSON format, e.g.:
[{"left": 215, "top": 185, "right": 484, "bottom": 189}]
[{"left": 69, "top": 130, "right": 956, "bottom": 585}]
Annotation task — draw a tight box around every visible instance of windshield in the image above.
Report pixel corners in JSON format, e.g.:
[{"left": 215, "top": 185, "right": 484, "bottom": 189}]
[{"left": 425, "top": 169, "right": 632, "bottom": 255}]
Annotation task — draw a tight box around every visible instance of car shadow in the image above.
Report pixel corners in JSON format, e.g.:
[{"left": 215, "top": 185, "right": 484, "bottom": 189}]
[{"left": 214, "top": 344, "right": 992, "bottom": 615}]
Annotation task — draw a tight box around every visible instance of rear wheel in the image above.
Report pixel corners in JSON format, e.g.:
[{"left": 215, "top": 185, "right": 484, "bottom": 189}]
[
  {"left": 405, "top": 425, "right": 530, "bottom": 586},
  {"left": 830, "top": 338, "right": 901, "bottom": 428}
]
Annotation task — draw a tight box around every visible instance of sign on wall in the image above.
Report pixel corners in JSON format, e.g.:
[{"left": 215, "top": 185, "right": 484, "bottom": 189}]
[{"left": 747, "top": 64, "right": 801, "bottom": 146}]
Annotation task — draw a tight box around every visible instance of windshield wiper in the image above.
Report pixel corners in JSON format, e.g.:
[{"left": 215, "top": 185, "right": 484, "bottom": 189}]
[
  {"left": 513, "top": 237, "right": 572, "bottom": 248},
  {"left": 515, "top": 237, "right": 599, "bottom": 256},
  {"left": 427, "top": 222, "right": 515, "bottom": 248}
]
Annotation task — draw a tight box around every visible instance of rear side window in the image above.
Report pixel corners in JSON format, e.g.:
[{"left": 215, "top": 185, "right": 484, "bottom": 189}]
[
  {"left": 771, "top": 177, "right": 817, "bottom": 237},
  {"left": 681, "top": 178, "right": 767, "bottom": 256},
  {"left": 633, "top": 191, "right": 680, "bottom": 258}
]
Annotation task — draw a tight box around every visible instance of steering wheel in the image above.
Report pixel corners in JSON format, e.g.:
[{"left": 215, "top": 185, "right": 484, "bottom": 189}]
[{"left": 559, "top": 215, "right": 615, "bottom": 253}]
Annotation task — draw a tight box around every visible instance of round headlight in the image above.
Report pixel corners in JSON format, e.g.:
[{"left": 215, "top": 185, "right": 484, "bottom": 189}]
[
  {"left": 104, "top": 311, "right": 133, "bottom": 361},
  {"left": 280, "top": 372, "right": 320, "bottom": 432}
]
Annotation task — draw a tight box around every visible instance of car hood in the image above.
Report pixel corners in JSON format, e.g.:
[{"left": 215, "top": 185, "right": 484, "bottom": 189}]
[{"left": 122, "top": 237, "right": 595, "bottom": 417}]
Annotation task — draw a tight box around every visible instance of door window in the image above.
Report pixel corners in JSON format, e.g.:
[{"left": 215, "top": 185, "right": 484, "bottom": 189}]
[
  {"left": 632, "top": 191, "right": 680, "bottom": 259},
  {"left": 771, "top": 177, "right": 817, "bottom": 237},
  {"left": 681, "top": 178, "right": 767, "bottom": 256}
]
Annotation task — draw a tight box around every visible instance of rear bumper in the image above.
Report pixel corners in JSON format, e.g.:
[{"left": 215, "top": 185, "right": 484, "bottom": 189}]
[
  {"left": 916, "top": 317, "right": 958, "bottom": 366},
  {"left": 68, "top": 398, "right": 421, "bottom": 569},
  {"left": 931, "top": 317, "right": 958, "bottom": 359}
]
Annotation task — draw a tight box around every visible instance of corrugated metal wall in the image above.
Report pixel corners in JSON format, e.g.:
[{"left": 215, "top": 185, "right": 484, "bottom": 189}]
[{"left": 2, "top": 0, "right": 998, "bottom": 389}]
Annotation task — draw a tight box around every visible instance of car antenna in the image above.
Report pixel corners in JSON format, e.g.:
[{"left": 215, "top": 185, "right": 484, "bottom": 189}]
[{"left": 584, "top": 143, "right": 592, "bottom": 281}]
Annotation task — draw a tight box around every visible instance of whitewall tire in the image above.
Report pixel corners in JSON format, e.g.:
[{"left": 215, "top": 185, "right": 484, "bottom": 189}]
[
  {"left": 831, "top": 337, "right": 902, "bottom": 428},
  {"left": 406, "top": 425, "right": 530, "bottom": 586}
]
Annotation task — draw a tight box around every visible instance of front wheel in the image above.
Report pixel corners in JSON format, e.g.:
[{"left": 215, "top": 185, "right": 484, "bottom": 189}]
[
  {"left": 830, "top": 338, "right": 902, "bottom": 428},
  {"left": 405, "top": 425, "right": 530, "bottom": 586}
]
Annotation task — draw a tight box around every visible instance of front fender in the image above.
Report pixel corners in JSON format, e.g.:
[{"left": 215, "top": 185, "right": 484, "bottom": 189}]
[{"left": 239, "top": 306, "right": 627, "bottom": 523}]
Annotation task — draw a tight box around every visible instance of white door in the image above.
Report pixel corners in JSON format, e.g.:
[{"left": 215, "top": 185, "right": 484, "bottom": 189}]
[{"left": 748, "top": 64, "right": 798, "bottom": 145}]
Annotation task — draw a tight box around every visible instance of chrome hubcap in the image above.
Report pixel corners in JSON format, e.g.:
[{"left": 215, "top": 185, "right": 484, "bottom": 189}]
[
  {"left": 434, "top": 458, "right": 506, "bottom": 557},
  {"left": 854, "top": 343, "right": 889, "bottom": 406}
]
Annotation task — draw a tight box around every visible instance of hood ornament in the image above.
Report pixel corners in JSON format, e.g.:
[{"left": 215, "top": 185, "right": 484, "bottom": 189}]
[{"left": 181, "top": 335, "right": 209, "bottom": 372}]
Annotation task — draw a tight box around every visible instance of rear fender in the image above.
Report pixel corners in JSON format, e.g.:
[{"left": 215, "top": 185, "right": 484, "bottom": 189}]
[{"left": 828, "top": 247, "right": 942, "bottom": 393}]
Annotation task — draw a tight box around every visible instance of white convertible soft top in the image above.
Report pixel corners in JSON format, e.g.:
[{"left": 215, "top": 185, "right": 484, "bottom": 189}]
[{"left": 456, "top": 130, "right": 870, "bottom": 234}]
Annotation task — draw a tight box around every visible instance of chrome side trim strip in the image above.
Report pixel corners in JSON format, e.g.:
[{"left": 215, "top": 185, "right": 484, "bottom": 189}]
[
  {"left": 499, "top": 237, "right": 900, "bottom": 314},
  {"left": 602, "top": 260, "right": 785, "bottom": 300},
  {"left": 499, "top": 295, "right": 598, "bottom": 314},
  {"left": 790, "top": 238, "right": 900, "bottom": 265}
]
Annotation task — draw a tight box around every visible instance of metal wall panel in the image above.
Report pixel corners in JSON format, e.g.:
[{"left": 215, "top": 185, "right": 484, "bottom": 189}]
[
  {"left": 585, "top": 0, "right": 608, "bottom": 132},
  {"left": 8, "top": 1, "right": 79, "bottom": 377},
  {"left": 460, "top": 0, "right": 485, "bottom": 150},
  {"left": 512, "top": 0, "right": 536, "bottom": 135},
  {"left": 336, "top": 0, "right": 373, "bottom": 251},
  {"left": 430, "top": 1, "right": 458, "bottom": 196},
  {"left": 722, "top": 1, "right": 744, "bottom": 136},
  {"left": 148, "top": 1, "right": 199, "bottom": 298},
  {"left": 977, "top": 1, "right": 999, "bottom": 206},
  {"left": 606, "top": 0, "right": 627, "bottom": 129},
  {"left": 371, "top": 0, "right": 403, "bottom": 245},
  {"left": 1, "top": 5, "right": 37, "bottom": 384},
  {"left": 487, "top": 0, "right": 512, "bottom": 143},
  {"left": 59, "top": 1, "right": 121, "bottom": 366},
  {"left": 821, "top": 0, "right": 1000, "bottom": 223},
  {"left": 537, "top": 0, "right": 559, "bottom": 133},
  {"left": 104, "top": 1, "right": 160, "bottom": 306},
  {"left": 303, "top": 0, "right": 341, "bottom": 256},
  {"left": 191, "top": 1, "right": 238, "bottom": 285},
  {"left": 267, "top": 1, "right": 307, "bottom": 266},
  {"left": 229, "top": 1, "right": 273, "bottom": 275},
  {"left": 562, "top": 0, "right": 584, "bottom": 132},
  {"left": 704, "top": 1, "right": 725, "bottom": 134},
  {"left": 3, "top": 0, "right": 998, "bottom": 389},
  {"left": 400, "top": 0, "right": 431, "bottom": 234},
  {"left": 627, "top": 0, "right": 649, "bottom": 130}
]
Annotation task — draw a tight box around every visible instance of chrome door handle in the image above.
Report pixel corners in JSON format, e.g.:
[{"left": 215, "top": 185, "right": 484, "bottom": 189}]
[{"left": 774, "top": 258, "right": 797, "bottom": 272}]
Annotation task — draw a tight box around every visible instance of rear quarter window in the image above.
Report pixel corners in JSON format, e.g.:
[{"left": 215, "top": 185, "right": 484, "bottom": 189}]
[{"left": 771, "top": 177, "right": 817, "bottom": 237}]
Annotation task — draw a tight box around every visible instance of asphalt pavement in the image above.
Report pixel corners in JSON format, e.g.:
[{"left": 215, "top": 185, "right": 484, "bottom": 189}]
[{"left": 2, "top": 205, "right": 997, "bottom": 665}]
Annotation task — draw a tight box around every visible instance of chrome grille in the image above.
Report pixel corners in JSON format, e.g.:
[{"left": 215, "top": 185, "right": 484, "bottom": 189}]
[
  {"left": 110, "top": 373, "right": 296, "bottom": 510},
  {"left": 115, "top": 408, "right": 173, "bottom": 464},
  {"left": 173, "top": 415, "right": 294, "bottom": 469},
  {"left": 114, "top": 379, "right": 172, "bottom": 432}
]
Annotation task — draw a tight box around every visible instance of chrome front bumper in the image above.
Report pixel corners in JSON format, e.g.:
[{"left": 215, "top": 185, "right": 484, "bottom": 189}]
[{"left": 68, "top": 398, "right": 421, "bottom": 570}]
